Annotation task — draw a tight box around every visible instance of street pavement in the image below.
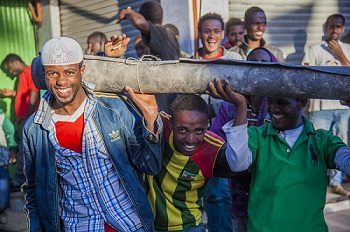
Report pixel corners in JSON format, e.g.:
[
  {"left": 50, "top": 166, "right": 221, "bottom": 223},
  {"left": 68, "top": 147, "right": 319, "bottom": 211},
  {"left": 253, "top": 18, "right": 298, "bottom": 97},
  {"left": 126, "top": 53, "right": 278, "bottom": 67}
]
[
  {"left": 325, "top": 208, "right": 350, "bottom": 232},
  {"left": 1, "top": 184, "right": 349, "bottom": 231}
]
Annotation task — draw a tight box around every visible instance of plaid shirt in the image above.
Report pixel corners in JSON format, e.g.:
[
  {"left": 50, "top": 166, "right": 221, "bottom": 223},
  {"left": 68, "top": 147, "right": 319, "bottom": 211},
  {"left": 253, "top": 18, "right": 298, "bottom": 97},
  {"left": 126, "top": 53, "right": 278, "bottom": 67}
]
[{"left": 38, "top": 86, "right": 142, "bottom": 231}]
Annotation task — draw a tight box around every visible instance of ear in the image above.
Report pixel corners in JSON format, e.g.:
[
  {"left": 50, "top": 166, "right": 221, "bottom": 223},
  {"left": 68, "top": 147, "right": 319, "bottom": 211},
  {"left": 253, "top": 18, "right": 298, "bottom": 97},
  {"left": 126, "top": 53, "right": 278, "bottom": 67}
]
[
  {"left": 80, "top": 65, "right": 85, "bottom": 76},
  {"left": 341, "top": 25, "right": 345, "bottom": 34},
  {"left": 298, "top": 98, "right": 308, "bottom": 109},
  {"left": 221, "top": 30, "right": 225, "bottom": 40}
]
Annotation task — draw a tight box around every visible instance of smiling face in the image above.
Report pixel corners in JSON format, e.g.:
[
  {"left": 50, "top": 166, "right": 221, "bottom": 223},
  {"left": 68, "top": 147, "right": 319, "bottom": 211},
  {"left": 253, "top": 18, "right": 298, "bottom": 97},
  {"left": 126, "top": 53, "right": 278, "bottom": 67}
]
[
  {"left": 45, "top": 63, "right": 86, "bottom": 112},
  {"left": 246, "top": 11, "right": 266, "bottom": 41},
  {"left": 171, "top": 110, "right": 208, "bottom": 156},
  {"left": 267, "top": 97, "right": 306, "bottom": 131},
  {"left": 325, "top": 16, "right": 345, "bottom": 41},
  {"left": 199, "top": 19, "right": 225, "bottom": 57},
  {"left": 227, "top": 24, "right": 245, "bottom": 46}
]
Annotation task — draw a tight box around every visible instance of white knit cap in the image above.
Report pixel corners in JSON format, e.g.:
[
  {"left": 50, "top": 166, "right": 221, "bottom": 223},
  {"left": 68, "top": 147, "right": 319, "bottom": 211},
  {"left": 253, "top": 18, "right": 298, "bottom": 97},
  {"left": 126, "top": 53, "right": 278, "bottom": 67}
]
[{"left": 41, "top": 37, "right": 83, "bottom": 65}]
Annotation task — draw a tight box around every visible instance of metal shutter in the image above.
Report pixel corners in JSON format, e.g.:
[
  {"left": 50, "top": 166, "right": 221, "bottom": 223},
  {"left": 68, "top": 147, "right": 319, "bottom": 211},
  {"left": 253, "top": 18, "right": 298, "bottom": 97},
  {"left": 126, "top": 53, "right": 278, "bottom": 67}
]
[
  {"left": 59, "top": 0, "right": 159, "bottom": 58},
  {"left": 228, "top": 0, "right": 350, "bottom": 64}
]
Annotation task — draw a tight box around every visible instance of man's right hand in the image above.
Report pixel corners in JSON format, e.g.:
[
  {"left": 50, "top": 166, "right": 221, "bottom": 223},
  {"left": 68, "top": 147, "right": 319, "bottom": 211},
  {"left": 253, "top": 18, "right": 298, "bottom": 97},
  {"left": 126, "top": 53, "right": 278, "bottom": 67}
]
[
  {"left": 206, "top": 78, "right": 246, "bottom": 107},
  {"left": 116, "top": 6, "right": 133, "bottom": 24}
]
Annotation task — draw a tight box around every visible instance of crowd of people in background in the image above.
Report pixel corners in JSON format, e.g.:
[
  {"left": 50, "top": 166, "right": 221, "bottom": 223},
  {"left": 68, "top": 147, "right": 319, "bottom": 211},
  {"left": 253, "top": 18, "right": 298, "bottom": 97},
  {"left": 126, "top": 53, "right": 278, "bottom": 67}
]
[{"left": 1, "top": 1, "right": 350, "bottom": 231}]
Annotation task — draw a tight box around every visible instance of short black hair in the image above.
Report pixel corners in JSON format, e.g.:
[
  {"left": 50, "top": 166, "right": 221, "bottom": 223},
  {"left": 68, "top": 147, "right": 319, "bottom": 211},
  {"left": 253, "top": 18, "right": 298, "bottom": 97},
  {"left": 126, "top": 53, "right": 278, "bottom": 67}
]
[
  {"left": 244, "top": 6, "right": 265, "bottom": 23},
  {"left": 139, "top": 1, "right": 163, "bottom": 24},
  {"left": 87, "top": 31, "right": 107, "bottom": 44},
  {"left": 326, "top": 14, "right": 345, "bottom": 27},
  {"left": 164, "top": 23, "right": 179, "bottom": 36},
  {"left": 170, "top": 94, "right": 209, "bottom": 119},
  {"left": 198, "top": 12, "right": 224, "bottom": 32},
  {"left": 2, "top": 54, "right": 24, "bottom": 66},
  {"left": 225, "top": 17, "right": 245, "bottom": 36}
]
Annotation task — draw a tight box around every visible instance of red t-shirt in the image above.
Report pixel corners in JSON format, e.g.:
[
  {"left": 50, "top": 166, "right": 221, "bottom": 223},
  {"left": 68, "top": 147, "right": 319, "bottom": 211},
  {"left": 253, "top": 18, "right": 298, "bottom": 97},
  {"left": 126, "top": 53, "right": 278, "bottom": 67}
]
[
  {"left": 201, "top": 48, "right": 224, "bottom": 60},
  {"left": 55, "top": 113, "right": 84, "bottom": 154},
  {"left": 15, "top": 66, "right": 40, "bottom": 122}
]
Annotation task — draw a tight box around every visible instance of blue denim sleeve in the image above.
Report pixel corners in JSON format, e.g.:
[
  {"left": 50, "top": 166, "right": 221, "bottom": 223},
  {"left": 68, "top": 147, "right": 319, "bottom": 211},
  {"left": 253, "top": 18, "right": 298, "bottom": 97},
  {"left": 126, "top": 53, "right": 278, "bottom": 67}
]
[
  {"left": 334, "top": 147, "right": 350, "bottom": 176},
  {"left": 135, "top": 115, "right": 164, "bottom": 175},
  {"left": 22, "top": 124, "right": 43, "bottom": 231}
]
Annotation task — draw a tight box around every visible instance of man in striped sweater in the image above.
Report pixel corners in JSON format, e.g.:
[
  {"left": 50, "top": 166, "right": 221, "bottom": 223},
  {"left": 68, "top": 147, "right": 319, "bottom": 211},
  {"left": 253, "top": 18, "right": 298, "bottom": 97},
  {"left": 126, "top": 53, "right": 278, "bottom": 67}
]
[{"left": 146, "top": 94, "right": 248, "bottom": 231}]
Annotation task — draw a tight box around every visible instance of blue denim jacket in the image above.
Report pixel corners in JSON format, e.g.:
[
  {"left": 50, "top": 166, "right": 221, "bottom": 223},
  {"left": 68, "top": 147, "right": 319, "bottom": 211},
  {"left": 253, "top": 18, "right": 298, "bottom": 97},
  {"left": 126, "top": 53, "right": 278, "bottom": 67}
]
[{"left": 22, "top": 91, "right": 163, "bottom": 232}]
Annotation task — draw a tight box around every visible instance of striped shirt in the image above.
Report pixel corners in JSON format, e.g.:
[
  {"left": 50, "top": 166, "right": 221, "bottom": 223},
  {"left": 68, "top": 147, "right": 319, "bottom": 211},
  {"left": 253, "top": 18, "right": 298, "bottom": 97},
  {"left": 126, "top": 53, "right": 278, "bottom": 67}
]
[
  {"left": 38, "top": 87, "right": 142, "bottom": 231},
  {"left": 146, "top": 112, "right": 224, "bottom": 231}
]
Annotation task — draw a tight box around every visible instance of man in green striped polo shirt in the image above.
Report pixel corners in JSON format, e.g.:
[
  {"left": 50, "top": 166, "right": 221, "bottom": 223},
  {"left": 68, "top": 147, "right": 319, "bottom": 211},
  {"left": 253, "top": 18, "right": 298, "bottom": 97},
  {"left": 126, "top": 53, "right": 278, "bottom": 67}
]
[{"left": 146, "top": 94, "right": 248, "bottom": 231}]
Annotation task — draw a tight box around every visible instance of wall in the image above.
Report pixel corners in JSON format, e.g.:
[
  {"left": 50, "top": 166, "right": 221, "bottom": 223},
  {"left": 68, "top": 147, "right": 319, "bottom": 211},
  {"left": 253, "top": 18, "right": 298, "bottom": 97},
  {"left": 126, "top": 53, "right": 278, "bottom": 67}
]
[
  {"left": 0, "top": 0, "right": 37, "bottom": 121},
  {"left": 59, "top": 0, "right": 151, "bottom": 58}
]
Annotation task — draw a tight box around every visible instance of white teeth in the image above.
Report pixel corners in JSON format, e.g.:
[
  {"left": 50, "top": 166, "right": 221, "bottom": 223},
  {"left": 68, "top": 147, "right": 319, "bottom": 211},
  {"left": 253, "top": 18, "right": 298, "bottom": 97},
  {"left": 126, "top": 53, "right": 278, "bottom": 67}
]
[
  {"left": 272, "top": 114, "right": 283, "bottom": 119},
  {"left": 185, "top": 145, "right": 195, "bottom": 149},
  {"left": 256, "top": 32, "right": 263, "bottom": 36},
  {"left": 57, "top": 88, "right": 70, "bottom": 94}
]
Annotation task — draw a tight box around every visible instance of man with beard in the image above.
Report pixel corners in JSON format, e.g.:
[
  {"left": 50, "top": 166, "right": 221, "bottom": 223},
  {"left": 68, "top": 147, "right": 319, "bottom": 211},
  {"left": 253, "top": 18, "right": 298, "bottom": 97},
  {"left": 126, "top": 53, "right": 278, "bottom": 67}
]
[
  {"left": 302, "top": 14, "right": 350, "bottom": 196},
  {"left": 229, "top": 6, "right": 285, "bottom": 62},
  {"left": 224, "top": 17, "right": 246, "bottom": 50},
  {"left": 22, "top": 36, "right": 163, "bottom": 232},
  {"left": 207, "top": 78, "right": 350, "bottom": 232}
]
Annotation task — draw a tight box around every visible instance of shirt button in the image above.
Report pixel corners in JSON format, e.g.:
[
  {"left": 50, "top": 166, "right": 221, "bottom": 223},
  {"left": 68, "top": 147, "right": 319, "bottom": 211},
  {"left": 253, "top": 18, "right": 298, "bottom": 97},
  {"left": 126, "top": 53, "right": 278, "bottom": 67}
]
[{"left": 287, "top": 149, "right": 290, "bottom": 153}]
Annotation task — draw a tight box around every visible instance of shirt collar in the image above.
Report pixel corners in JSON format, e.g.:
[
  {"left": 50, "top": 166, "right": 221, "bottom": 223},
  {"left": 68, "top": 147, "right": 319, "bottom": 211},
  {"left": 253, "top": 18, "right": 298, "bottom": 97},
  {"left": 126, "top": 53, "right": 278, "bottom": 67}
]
[
  {"left": 34, "top": 82, "right": 96, "bottom": 127},
  {"left": 264, "top": 115, "right": 315, "bottom": 137}
]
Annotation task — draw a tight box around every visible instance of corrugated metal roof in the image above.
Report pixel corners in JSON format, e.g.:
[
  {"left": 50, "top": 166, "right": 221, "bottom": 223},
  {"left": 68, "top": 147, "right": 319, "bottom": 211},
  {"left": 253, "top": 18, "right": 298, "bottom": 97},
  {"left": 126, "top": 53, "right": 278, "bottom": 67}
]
[
  {"left": 59, "top": 0, "right": 153, "bottom": 58},
  {"left": 228, "top": 0, "right": 350, "bottom": 64}
]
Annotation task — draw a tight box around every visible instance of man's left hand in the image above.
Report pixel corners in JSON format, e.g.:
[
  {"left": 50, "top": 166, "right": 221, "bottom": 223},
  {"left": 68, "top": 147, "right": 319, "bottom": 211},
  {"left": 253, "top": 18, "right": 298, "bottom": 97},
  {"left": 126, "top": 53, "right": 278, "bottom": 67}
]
[{"left": 124, "top": 86, "right": 159, "bottom": 134}]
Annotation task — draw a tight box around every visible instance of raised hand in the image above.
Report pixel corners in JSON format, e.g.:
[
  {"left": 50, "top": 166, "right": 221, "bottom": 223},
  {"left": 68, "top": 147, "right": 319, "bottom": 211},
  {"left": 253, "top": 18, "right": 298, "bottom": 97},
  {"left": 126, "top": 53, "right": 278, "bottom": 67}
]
[
  {"left": 206, "top": 78, "right": 246, "bottom": 106},
  {"left": 104, "top": 34, "right": 130, "bottom": 58},
  {"left": 124, "top": 86, "right": 159, "bottom": 134},
  {"left": 116, "top": 6, "right": 133, "bottom": 24}
]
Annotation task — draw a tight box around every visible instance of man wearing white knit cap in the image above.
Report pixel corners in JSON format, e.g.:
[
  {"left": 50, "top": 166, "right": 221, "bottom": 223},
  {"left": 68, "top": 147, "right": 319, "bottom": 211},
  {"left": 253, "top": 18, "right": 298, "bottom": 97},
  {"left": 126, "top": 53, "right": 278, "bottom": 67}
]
[{"left": 22, "top": 36, "right": 163, "bottom": 232}]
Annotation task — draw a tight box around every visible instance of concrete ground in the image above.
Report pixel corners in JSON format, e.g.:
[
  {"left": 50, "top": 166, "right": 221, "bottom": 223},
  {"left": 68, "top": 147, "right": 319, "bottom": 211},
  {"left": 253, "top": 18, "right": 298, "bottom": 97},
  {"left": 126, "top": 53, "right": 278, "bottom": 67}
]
[
  {"left": 1, "top": 183, "right": 349, "bottom": 232},
  {"left": 324, "top": 182, "right": 350, "bottom": 232},
  {"left": 325, "top": 208, "right": 350, "bottom": 232}
]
